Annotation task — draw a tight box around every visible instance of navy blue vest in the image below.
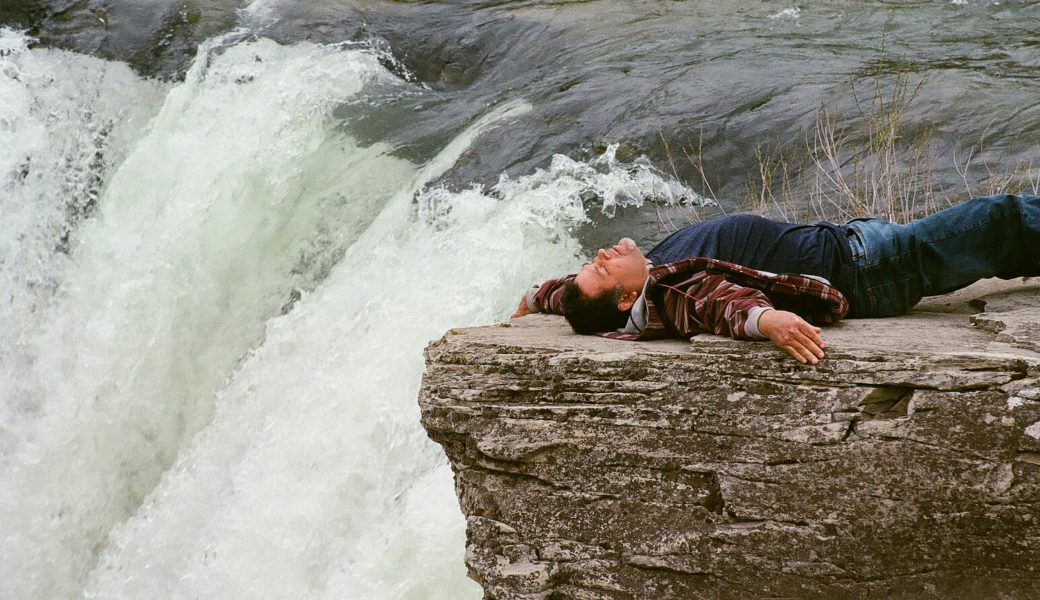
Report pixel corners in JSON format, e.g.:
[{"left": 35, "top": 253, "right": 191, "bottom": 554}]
[{"left": 645, "top": 214, "right": 854, "bottom": 295}]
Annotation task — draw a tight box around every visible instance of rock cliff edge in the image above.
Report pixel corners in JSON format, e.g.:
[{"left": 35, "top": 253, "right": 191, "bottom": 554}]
[{"left": 419, "top": 279, "right": 1040, "bottom": 599}]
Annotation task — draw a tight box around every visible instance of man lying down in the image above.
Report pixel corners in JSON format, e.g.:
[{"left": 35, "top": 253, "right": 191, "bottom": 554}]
[{"left": 510, "top": 194, "right": 1040, "bottom": 364}]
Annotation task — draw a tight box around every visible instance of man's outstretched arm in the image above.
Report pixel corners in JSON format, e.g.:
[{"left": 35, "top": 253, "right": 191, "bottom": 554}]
[{"left": 661, "top": 273, "right": 827, "bottom": 364}]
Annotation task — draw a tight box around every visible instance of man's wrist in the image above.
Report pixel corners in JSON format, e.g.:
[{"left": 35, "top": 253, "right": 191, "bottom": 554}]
[{"left": 745, "top": 306, "right": 773, "bottom": 339}]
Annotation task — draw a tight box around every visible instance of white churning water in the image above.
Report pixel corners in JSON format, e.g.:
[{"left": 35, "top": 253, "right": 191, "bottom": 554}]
[{"left": 0, "top": 25, "right": 698, "bottom": 600}]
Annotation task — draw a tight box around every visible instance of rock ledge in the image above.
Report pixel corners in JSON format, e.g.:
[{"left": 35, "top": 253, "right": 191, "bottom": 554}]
[{"left": 419, "top": 280, "right": 1040, "bottom": 599}]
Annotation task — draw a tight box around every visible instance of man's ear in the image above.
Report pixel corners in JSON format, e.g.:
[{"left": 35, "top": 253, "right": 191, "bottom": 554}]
[{"left": 617, "top": 290, "right": 638, "bottom": 312}]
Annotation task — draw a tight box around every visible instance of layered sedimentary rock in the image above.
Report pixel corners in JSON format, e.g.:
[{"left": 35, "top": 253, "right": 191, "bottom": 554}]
[{"left": 419, "top": 279, "right": 1040, "bottom": 599}]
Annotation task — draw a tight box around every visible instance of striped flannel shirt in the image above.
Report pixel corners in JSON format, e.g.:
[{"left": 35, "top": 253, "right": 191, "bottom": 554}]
[{"left": 526, "top": 257, "right": 848, "bottom": 341}]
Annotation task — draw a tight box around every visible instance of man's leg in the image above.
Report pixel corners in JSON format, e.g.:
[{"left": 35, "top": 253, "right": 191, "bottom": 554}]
[{"left": 844, "top": 194, "right": 1040, "bottom": 317}]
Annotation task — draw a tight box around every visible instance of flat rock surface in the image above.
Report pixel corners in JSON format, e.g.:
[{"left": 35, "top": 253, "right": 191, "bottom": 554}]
[
  {"left": 465, "top": 278, "right": 1040, "bottom": 359},
  {"left": 420, "top": 278, "right": 1040, "bottom": 599}
]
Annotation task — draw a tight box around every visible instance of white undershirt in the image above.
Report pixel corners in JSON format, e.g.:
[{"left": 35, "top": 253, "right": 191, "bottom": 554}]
[{"left": 617, "top": 278, "right": 652, "bottom": 335}]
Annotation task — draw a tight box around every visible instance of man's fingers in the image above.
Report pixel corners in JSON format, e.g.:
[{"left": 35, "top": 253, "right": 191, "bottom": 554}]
[
  {"left": 780, "top": 335, "right": 825, "bottom": 364},
  {"left": 776, "top": 329, "right": 824, "bottom": 360},
  {"left": 793, "top": 323, "right": 824, "bottom": 347},
  {"left": 791, "top": 330, "right": 825, "bottom": 358},
  {"left": 797, "top": 343, "right": 820, "bottom": 364},
  {"left": 804, "top": 327, "right": 825, "bottom": 349},
  {"left": 779, "top": 343, "right": 814, "bottom": 364}
]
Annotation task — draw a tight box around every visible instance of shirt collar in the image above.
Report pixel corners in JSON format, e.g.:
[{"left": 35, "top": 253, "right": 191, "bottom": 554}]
[{"left": 617, "top": 275, "right": 652, "bottom": 334}]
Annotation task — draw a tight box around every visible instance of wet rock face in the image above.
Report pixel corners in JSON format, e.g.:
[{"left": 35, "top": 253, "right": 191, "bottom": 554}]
[
  {"left": 419, "top": 281, "right": 1040, "bottom": 599},
  {"left": 0, "top": 0, "right": 48, "bottom": 30},
  {"left": 5, "top": 0, "right": 241, "bottom": 78}
]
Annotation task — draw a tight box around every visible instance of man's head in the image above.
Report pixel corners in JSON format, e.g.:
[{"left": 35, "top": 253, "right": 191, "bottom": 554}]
[{"left": 563, "top": 238, "right": 652, "bottom": 334}]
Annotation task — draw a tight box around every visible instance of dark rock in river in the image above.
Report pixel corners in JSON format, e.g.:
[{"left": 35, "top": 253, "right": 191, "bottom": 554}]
[
  {"left": 6, "top": 0, "right": 240, "bottom": 78},
  {"left": 419, "top": 278, "right": 1040, "bottom": 599}
]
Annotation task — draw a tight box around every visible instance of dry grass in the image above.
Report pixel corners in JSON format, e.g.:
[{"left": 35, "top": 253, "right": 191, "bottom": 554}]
[
  {"left": 677, "top": 69, "right": 1040, "bottom": 226},
  {"left": 654, "top": 129, "right": 711, "bottom": 231},
  {"left": 807, "top": 72, "right": 937, "bottom": 222}
]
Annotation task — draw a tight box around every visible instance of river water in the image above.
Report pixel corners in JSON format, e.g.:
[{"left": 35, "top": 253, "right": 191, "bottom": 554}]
[{"left": 1, "top": 1, "right": 1038, "bottom": 598}]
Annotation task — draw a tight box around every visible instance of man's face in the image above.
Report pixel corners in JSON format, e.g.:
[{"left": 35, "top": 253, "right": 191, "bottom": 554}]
[{"left": 574, "top": 238, "right": 652, "bottom": 306}]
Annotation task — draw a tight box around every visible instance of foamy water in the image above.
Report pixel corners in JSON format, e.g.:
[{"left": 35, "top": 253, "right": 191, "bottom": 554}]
[{"left": 0, "top": 24, "right": 703, "bottom": 599}]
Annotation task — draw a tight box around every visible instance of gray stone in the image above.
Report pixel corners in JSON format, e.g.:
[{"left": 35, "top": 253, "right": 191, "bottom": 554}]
[{"left": 419, "top": 279, "right": 1040, "bottom": 599}]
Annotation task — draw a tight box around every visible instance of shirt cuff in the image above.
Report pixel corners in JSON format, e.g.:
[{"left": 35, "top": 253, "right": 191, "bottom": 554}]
[
  {"left": 524, "top": 286, "right": 541, "bottom": 313},
  {"left": 745, "top": 306, "right": 772, "bottom": 339}
]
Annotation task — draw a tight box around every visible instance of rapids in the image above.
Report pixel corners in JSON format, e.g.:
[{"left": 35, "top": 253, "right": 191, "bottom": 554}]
[{"left": 0, "top": 24, "right": 699, "bottom": 598}]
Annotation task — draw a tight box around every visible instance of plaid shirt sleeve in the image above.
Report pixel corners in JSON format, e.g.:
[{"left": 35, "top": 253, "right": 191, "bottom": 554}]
[
  {"left": 657, "top": 272, "right": 774, "bottom": 339},
  {"left": 526, "top": 275, "right": 574, "bottom": 315}
]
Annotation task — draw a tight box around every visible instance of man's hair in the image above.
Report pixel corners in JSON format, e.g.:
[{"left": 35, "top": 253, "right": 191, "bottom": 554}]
[{"left": 562, "top": 280, "right": 629, "bottom": 334}]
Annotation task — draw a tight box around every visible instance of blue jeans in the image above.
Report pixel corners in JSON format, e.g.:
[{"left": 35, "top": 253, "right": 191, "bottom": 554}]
[{"left": 843, "top": 194, "right": 1040, "bottom": 317}]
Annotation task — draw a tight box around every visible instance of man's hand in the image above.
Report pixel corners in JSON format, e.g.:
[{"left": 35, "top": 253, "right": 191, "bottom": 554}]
[
  {"left": 510, "top": 295, "right": 532, "bottom": 319},
  {"left": 757, "top": 309, "right": 826, "bottom": 364}
]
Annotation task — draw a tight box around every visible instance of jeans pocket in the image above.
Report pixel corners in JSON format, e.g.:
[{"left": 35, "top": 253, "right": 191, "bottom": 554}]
[{"left": 844, "top": 225, "right": 866, "bottom": 264}]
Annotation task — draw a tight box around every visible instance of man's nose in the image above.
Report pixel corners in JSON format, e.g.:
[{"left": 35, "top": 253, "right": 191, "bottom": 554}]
[{"left": 596, "top": 248, "right": 609, "bottom": 261}]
